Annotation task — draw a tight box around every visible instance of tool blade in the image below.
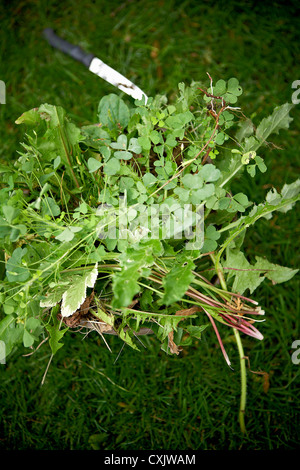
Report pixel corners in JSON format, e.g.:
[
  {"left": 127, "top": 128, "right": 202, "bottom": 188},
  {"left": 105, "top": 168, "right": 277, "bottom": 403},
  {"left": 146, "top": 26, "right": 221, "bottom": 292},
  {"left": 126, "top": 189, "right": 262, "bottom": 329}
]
[{"left": 89, "top": 57, "right": 148, "bottom": 103}]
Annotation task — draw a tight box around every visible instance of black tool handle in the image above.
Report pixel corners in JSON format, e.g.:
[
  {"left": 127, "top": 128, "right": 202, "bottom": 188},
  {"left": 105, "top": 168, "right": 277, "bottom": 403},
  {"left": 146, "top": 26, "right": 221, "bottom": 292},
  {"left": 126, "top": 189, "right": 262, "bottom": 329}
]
[{"left": 43, "top": 28, "right": 94, "bottom": 68}]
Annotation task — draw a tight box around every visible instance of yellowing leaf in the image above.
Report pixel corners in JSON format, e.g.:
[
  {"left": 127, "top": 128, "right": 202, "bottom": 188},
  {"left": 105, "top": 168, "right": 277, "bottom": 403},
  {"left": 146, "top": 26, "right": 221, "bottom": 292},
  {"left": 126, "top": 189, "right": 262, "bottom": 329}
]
[{"left": 61, "top": 264, "right": 98, "bottom": 317}]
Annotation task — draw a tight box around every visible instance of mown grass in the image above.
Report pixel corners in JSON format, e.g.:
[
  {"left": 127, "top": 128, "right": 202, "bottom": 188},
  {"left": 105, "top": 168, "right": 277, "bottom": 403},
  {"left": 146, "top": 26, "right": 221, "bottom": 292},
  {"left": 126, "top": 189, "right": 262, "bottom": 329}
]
[{"left": 0, "top": 0, "right": 299, "bottom": 450}]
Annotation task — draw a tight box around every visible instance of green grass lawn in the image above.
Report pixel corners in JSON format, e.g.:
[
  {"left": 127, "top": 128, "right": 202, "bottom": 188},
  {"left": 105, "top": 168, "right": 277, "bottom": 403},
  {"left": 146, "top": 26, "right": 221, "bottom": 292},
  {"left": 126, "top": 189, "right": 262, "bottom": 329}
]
[{"left": 0, "top": 0, "right": 299, "bottom": 450}]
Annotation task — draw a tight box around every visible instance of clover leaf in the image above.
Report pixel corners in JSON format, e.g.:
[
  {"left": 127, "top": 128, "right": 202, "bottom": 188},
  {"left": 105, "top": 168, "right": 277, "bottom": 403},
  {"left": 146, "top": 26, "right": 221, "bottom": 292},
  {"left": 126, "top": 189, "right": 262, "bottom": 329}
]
[
  {"left": 87, "top": 157, "right": 102, "bottom": 173},
  {"left": 103, "top": 157, "right": 121, "bottom": 175},
  {"left": 205, "top": 78, "right": 243, "bottom": 104},
  {"left": 111, "top": 134, "right": 142, "bottom": 160}
]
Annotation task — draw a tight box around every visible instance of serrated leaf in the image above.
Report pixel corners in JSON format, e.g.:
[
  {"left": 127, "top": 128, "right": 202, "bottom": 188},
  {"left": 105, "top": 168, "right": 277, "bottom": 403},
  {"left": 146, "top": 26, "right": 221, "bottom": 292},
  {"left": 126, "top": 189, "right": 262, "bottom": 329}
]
[
  {"left": 161, "top": 259, "right": 195, "bottom": 306},
  {"left": 155, "top": 315, "right": 189, "bottom": 342},
  {"left": 281, "top": 178, "right": 300, "bottom": 199},
  {"left": 254, "top": 257, "right": 298, "bottom": 284},
  {"left": 46, "top": 313, "right": 69, "bottom": 355},
  {"left": 266, "top": 179, "right": 300, "bottom": 213},
  {"left": 236, "top": 119, "right": 254, "bottom": 143},
  {"left": 256, "top": 103, "right": 294, "bottom": 143},
  {"left": 266, "top": 187, "right": 281, "bottom": 206},
  {"left": 15, "top": 107, "right": 42, "bottom": 126},
  {"left": 118, "top": 327, "right": 140, "bottom": 350},
  {"left": 112, "top": 248, "right": 154, "bottom": 309},
  {"left": 186, "top": 324, "right": 209, "bottom": 339},
  {"left": 40, "top": 282, "right": 71, "bottom": 308},
  {"left": 61, "top": 263, "right": 98, "bottom": 317},
  {"left": 224, "top": 250, "right": 265, "bottom": 294},
  {"left": 225, "top": 249, "right": 298, "bottom": 295},
  {"left": 217, "top": 180, "right": 300, "bottom": 265},
  {"left": 243, "top": 136, "right": 260, "bottom": 153}
]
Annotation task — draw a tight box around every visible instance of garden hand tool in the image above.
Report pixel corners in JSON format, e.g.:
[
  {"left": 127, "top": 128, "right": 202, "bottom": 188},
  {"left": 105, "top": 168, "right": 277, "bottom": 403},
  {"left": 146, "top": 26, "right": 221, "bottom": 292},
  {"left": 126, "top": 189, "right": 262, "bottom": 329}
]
[{"left": 43, "top": 28, "right": 148, "bottom": 103}]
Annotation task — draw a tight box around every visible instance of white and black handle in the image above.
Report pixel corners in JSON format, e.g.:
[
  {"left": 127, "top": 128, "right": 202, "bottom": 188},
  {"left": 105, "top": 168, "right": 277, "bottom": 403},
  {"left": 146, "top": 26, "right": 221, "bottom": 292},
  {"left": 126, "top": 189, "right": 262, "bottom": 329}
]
[
  {"left": 43, "top": 28, "right": 94, "bottom": 68},
  {"left": 43, "top": 28, "right": 148, "bottom": 103}
]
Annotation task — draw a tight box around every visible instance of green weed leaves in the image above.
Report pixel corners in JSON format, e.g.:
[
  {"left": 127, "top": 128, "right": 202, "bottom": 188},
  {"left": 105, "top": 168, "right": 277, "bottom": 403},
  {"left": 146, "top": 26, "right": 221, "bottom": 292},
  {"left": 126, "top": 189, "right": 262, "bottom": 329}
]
[{"left": 0, "top": 77, "right": 299, "bottom": 360}]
